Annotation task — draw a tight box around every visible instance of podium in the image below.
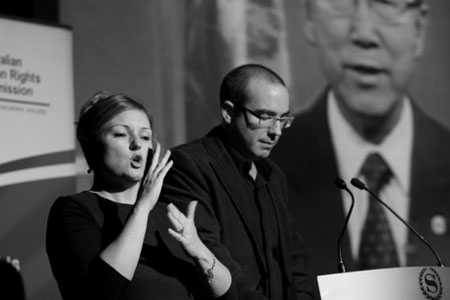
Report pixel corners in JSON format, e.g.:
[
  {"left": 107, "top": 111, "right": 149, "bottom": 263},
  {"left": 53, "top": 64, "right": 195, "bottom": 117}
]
[{"left": 318, "top": 267, "right": 450, "bottom": 300}]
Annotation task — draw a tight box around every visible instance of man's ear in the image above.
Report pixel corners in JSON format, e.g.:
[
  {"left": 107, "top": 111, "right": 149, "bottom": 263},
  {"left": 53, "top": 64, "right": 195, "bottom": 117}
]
[
  {"left": 221, "top": 100, "right": 234, "bottom": 124},
  {"left": 303, "top": 0, "right": 317, "bottom": 46},
  {"left": 413, "top": 3, "right": 429, "bottom": 58}
]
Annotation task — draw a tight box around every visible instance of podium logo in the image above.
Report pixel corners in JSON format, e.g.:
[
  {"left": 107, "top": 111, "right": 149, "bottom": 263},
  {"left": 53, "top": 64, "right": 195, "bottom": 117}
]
[{"left": 419, "top": 268, "right": 443, "bottom": 300}]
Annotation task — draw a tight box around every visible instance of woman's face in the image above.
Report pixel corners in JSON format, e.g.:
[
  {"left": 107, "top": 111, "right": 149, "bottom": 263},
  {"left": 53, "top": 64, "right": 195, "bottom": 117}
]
[{"left": 97, "top": 109, "right": 152, "bottom": 185}]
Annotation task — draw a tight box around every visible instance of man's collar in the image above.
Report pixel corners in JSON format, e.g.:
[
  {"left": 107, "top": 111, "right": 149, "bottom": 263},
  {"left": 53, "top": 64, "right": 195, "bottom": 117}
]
[
  {"left": 328, "top": 91, "right": 413, "bottom": 192},
  {"left": 213, "top": 125, "right": 273, "bottom": 180}
]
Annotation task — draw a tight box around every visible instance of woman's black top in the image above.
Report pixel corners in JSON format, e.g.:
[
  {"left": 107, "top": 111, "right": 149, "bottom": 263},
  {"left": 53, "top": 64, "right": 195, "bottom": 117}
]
[{"left": 46, "top": 191, "right": 220, "bottom": 300}]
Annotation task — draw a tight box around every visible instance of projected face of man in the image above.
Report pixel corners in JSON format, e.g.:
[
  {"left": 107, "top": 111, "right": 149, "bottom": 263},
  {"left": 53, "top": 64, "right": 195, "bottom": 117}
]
[{"left": 304, "top": 0, "right": 428, "bottom": 141}]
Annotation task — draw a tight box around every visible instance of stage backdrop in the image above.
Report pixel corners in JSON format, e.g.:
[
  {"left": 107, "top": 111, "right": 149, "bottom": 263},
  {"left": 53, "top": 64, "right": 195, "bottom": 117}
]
[{"left": 0, "top": 16, "right": 75, "bottom": 300}]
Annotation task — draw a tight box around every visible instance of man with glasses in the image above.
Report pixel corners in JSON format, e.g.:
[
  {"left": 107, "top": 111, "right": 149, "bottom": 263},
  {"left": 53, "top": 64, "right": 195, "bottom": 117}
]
[
  {"left": 272, "top": 0, "right": 450, "bottom": 297},
  {"left": 161, "top": 64, "right": 314, "bottom": 300}
]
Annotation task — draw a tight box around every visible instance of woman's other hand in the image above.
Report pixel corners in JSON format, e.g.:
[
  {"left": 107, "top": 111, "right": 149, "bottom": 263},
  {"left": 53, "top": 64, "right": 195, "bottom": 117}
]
[{"left": 167, "top": 201, "right": 207, "bottom": 259}]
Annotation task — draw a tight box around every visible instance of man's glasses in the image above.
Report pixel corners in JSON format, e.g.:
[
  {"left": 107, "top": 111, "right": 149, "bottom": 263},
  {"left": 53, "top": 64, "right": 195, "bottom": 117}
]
[
  {"left": 317, "top": 0, "right": 423, "bottom": 23},
  {"left": 234, "top": 103, "right": 294, "bottom": 129}
]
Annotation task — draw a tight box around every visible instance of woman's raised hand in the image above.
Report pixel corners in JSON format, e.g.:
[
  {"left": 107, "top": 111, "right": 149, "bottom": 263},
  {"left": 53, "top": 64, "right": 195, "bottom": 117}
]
[{"left": 138, "top": 142, "right": 173, "bottom": 211}]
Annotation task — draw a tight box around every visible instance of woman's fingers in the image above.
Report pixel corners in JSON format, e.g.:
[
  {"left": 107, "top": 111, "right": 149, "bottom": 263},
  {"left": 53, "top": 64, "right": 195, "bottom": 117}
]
[
  {"left": 167, "top": 227, "right": 182, "bottom": 241},
  {"left": 148, "top": 142, "right": 161, "bottom": 175},
  {"left": 143, "top": 147, "right": 172, "bottom": 189},
  {"left": 186, "top": 201, "right": 198, "bottom": 221},
  {"left": 167, "top": 202, "right": 196, "bottom": 235},
  {"left": 158, "top": 159, "right": 173, "bottom": 179},
  {"left": 167, "top": 203, "right": 186, "bottom": 223},
  {"left": 166, "top": 202, "right": 203, "bottom": 258},
  {"left": 153, "top": 149, "right": 172, "bottom": 177},
  {"left": 167, "top": 211, "right": 183, "bottom": 235}
]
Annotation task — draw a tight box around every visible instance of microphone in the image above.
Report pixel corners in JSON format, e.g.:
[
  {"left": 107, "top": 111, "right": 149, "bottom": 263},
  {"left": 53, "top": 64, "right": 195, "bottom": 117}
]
[
  {"left": 350, "top": 178, "right": 444, "bottom": 267},
  {"left": 334, "top": 178, "right": 355, "bottom": 273}
]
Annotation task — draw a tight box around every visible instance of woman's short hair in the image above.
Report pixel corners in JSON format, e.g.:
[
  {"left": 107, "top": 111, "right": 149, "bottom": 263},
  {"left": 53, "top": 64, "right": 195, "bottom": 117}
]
[{"left": 76, "top": 91, "right": 152, "bottom": 171}]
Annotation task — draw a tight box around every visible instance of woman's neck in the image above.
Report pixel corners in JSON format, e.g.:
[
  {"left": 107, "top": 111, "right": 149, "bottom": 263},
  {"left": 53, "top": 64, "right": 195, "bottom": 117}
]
[{"left": 90, "top": 177, "right": 141, "bottom": 205}]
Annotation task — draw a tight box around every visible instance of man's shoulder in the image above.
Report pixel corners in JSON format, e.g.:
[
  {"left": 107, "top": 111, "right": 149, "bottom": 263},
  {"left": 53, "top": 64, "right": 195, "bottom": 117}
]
[
  {"left": 171, "top": 136, "right": 206, "bottom": 154},
  {"left": 171, "top": 127, "right": 229, "bottom": 159},
  {"left": 414, "top": 104, "right": 450, "bottom": 146},
  {"left": 171, "top": 134, "right": 220, "bottom": 158},
  {"left": 168, "top": 135, "right": 232, "bottom": 178}
]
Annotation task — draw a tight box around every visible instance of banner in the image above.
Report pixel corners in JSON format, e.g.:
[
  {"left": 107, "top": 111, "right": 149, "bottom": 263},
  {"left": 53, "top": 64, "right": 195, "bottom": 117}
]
[{"left": 0, "top": 16, "right": 75, "bottom": 300}]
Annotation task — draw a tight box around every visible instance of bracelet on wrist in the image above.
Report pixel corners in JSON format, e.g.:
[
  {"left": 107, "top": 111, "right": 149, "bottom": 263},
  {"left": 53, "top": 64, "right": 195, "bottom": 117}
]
[{"left": 204, "top": 255, "right": 216, "bottom": 283}]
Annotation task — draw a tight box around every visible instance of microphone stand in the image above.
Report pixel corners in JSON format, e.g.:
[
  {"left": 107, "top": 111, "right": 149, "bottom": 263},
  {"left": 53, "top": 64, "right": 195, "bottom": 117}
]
[{"left": 335, "top": 178, "right": 355, "bottom": 273}]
